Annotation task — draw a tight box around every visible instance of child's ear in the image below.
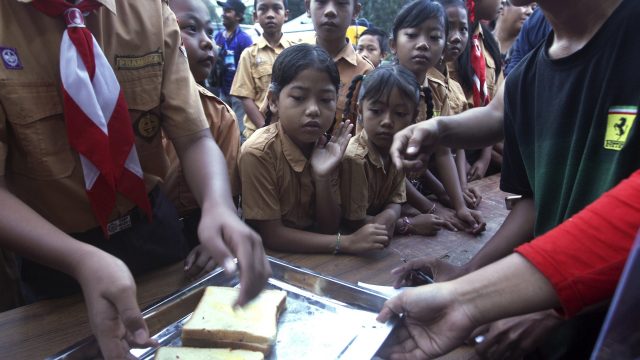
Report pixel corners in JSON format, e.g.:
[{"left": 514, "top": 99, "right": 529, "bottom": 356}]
[
  {"left": 389, "top": 38, "right": 397, "bottom": 56},
  {"left": 357, "top": 102, "right": 363, "bottom": 118},
  {"left": 284, "top": 9, "right": 290, "bottom": 22},
  {"left": 268, "top": 90, "right": 279, "bottom": 114},
  {"left": 253, "top": 11, "right": 258, "bottom": 23},
  {"left": 304, "top": 0, "right": 311, "bottom": 16}
]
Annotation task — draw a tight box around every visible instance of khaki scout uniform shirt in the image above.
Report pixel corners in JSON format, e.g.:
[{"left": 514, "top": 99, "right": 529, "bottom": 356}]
[
  {"left": 240, "top": 123, "right": 339, "bottom": 229},
  {"left": 334, "top": 41, "right": 373, "bottom": 125},
  {"left": 449, "top": 26, "right": 504, "bottom": 105},
  {"left": 0, "top": 0, "right": 208, "bottom": 233},
  {"left": 230, "top": 35, "right": 295, "bottom": 139},
  {"left": 340, "top": 131, "right": 406, "bottom": 221},
  {"left": 163, "top": 84, "right": 241, "bottom": 215},
  {"left": 425, "top": 67, "right": 470, "bottom": 118}
]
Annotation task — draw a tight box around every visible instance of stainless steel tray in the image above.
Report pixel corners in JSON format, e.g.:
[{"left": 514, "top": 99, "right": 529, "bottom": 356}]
[{"left": 48, "top": 257, "right": 397, "bottom": 360}]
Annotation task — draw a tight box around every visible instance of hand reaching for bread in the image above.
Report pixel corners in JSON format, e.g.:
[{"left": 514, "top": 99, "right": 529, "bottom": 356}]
[{"left": 197, "top": 207, "right": 272, "bottom": 307}]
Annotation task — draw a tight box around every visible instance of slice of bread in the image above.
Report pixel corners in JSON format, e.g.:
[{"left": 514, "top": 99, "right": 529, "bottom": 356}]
[
  {"left": 182, "top": 287, "right": 287, "bottom": 354},
  {"left": 154, "top": 347, "right": 264, "bottom": 360}
]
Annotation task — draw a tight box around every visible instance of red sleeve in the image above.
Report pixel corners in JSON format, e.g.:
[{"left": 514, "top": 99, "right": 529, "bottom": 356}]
[{"left": 515, "top": 169, "right": 640, "bottom": 318}]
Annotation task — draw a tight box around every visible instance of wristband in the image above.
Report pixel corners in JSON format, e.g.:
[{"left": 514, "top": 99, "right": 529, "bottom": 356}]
[
  {"left": 333, "top": 232, "right": 341, "bottom": 255},
  {"left": 398, "top": 216, "right": 412, "bottom": 235}
]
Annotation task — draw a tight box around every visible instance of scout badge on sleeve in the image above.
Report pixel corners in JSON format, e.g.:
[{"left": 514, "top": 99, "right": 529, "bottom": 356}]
[{"left": 30, "top": 0, "right": 152, "bottom": 235}]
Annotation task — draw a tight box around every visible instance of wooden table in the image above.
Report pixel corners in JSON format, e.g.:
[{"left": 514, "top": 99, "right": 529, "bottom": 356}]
[{"left": 0, "top": 174, "right": 510, "bottom": 359}]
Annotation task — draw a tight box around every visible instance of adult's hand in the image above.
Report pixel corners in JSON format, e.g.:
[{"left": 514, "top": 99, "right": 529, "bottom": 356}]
[
  {"left": 198, "top": 206, "right": 271, "bottom": 307},
  {"left": 390, "top": 120, "right": 441, "bottom": 172},
  {"left": 76, "top": 251, "right": 157, "bottom": 359},
  {"left": 377, "top": 284, "right": 478, "bottom": 359},
  {"left": 391, "top": 256, "right": 467, "bottom": 288},
  {"left": 473, "top": 310, "right": 563, "bottom": 359}
]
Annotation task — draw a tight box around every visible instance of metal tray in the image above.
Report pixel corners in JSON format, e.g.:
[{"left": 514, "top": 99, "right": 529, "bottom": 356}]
[{"left": 48, "top": 257, "right": 397, "bottom": 360}]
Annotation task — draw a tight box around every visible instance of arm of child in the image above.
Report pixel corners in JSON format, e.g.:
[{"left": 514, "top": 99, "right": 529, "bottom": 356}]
[
  {"left": 374, "top": 203, "right": 402, "bottom": 238},
  {"left": 239, "top": 96, "right": 266, "bottom": 129},
  {"left": 433, "top": 146, "right": 485, "bottom": 233},
  {"left": 311, "top": 121, "right": 353, "bottom": 234},
  {"left": 251, "top": 219, "right": 389, "bottom": 254},
  {"left": 468, "top": 146, "right": 493, "bottom": 181},
  {"left": 0, "top": 178, "right": 156, "bottom": 359},
  {"left": 456, "top": 149, "right": 481, "bottom": 209},
  {"left": 405, "top": 179, "right": 460, "bottom": 231},
  {"left": 173, "top": 129, "right": 270, "bottom": 307}
]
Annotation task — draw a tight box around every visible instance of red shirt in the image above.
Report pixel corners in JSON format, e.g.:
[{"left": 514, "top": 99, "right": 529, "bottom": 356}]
[{"left": 516, "top": 170, "right": 640, "bottom": 317}]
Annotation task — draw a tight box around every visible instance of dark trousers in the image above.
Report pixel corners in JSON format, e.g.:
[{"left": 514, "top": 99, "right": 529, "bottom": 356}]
[{"left": 20, "top": 187, "right": 189, "bottom": 302}]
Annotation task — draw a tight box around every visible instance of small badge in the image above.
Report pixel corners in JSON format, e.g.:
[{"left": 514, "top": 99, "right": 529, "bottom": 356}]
[
  {"left": 134, "top": 111, "right": 161, "bottom": 142},
  {"left": 604, "top": 106, "right": 636, "bottom": 151},
  {"left": 1, "top": 47, "right": 23, "bottom": 70}
]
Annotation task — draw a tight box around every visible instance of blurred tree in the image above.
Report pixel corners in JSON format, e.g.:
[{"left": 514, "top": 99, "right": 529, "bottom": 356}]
[{"left": 359, "top": 0, "right": 406, "bottom": 33}]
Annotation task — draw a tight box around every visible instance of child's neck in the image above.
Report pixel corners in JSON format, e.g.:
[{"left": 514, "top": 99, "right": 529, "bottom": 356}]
[
  {"left": 263, "top": 31, "right": 283, "bottom": 48},
  {"left": 366, "top": 137, "right": 391, "bottom": 168},
  {"left": 225, "top": 23, "right": 238, "bottom": 35},
  {"left": 317, "top": 37, "right": 347, "bottom": 58}
]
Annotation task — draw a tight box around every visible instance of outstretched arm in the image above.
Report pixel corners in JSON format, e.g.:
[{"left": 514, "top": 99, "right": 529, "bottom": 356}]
[{"left": 173, "top": 129, "right": 270, "bottom": 307}]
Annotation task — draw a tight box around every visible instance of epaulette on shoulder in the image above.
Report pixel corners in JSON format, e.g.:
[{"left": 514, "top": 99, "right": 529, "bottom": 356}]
[{"left": 198, "top": 87, "right": 235, "bottom": 115}]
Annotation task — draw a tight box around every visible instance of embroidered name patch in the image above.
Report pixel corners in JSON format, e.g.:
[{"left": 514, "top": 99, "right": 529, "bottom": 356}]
[
  {"left": 604, "top": 106, "right": 636, "bottom": 151},
  {"left": 115, "top": 51, "right": 163, "bottom": 70},
  {"left": 1, "top": 47, "right": 22, "bottom": 70}
]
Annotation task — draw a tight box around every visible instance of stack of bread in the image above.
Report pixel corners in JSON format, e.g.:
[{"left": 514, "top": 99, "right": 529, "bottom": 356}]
[{"left": 155, "top": 286, "right": 287, "bottom": 360}]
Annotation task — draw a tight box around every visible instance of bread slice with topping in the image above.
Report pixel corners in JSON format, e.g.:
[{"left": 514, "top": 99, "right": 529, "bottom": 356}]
[{"left": 154, "top": 347, "right": 264, "bottom": 360}]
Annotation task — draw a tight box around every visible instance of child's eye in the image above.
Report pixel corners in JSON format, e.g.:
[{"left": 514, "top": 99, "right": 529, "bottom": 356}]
[
  {"left": 181, "top": 25, "right": 197, "bottom": 34},
  {"left": 405, "top": 32, "right": 418, "bottom": 39},
  {"left": 369, "top": 107, "right": 382, "bottom": 114},
  {"left": 321, "top": 97, "right": 335, "bottom": 104},
  {"left": 291, "top": 95, "right": 304, "bottom": 102},
  {"left": 395, "top": 111, "right": 409, "bottom": 117}
]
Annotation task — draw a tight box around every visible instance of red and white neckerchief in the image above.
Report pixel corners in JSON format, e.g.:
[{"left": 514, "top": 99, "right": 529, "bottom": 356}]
[
  {"left": 31, "top": 0, "right": 152, "bottom": 235},
  {"left": 470, "top": 33, "right": 490, "bottom": 107},
  {"left": 467, "top": 0, "right": 490, "bottom": 107}
]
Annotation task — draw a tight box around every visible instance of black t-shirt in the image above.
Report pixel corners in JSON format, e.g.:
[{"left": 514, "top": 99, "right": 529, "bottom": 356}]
[{"left": 501, "top": 0, "right": 640, "bottom": 236}]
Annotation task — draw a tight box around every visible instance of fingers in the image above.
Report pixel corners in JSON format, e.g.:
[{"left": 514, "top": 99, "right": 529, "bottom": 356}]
[
  {"left": 440, "top": 219, "right": 457, "bottom": 232},
  {"left": 377, "top": 293, "right": 406, "bottom": 323},
  {"left": 391, "top": 128, "right": 412, "bottom": 170}
]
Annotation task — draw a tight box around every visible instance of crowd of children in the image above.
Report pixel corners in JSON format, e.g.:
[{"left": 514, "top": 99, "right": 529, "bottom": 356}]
[{"left": 4, "top": 0, "right": 624, "bottom": 359}]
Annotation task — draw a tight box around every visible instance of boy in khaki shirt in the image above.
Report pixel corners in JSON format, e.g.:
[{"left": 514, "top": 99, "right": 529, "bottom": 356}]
[
  {"left": 305, "top": 0, "right": 373, "bottom": 126},
  {"left": 230, "top": 0, "right": 294, "bottom": 139}
]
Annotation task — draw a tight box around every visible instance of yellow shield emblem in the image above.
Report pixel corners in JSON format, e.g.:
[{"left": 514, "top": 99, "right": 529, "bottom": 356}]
[{"left": 604, "top": 106, "right": 636, "bottom": 151}]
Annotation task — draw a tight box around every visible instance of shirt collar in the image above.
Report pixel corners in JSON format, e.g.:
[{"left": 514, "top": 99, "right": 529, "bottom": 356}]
[
  {"left": 333, "top": 39, "right": 358, "bottom": 66},
  {"left": 277, "top": 123, "right": 309, "bottom": 172},
  {"left": 257, "top": 34, "right": 289, "bottom": 50},
  {"left": 426, "top": 67, "right": 447, "bottom": 88},
  {"left": 355, "top": 131, "right": 385, "bottom": 169}
]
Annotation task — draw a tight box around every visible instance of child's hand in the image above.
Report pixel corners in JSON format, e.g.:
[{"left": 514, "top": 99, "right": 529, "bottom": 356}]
[
  {"left": 390, "top": 256, "right": 466, "bottom": 288},
  {"left": 468, "top": 158, "right": 490, "bottom": 182},
  {"left": 343, "top": 223, "right": 389, "bottom": 254},
  {"left": 374, "top": 210, "right": 398, "bottom": 238},
  {"left": 310, "top": 120, "right": 353, "bottom": 179},
  {"left": 455, "top": 208, "right": 486, "bottom": 234},
  {"left": 198, "top": 206, "right": 271, "bottom": 307},
  {"left": 463, "top": 187, "right": 482, "bottom": 209},
  {"left": 76, "top": 250, "right": 158, "bottom": 359},
  {"left": 184, "top": 244, "right": 217, "bottom": 280},
  {"left": 404, "top": 214, "right": 447, "bottom": 236}
]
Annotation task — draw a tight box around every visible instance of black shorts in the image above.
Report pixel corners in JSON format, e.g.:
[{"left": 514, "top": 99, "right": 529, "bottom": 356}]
[{"left": 20, "top": 186, "right": 189, "bottom": 302}]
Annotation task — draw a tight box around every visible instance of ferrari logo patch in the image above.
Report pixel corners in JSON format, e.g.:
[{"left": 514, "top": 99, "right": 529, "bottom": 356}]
[{"left": 604, "top": 106, "right": 636, "bottom": 151}]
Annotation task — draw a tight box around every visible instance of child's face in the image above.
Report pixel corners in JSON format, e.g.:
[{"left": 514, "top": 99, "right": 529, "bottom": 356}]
[
  {"left": 361, "top": 87, "right": 415, "bottom": 153},
  {"left": 391, "top": 18, "right": 445, "bottom": 80},
  {"left": 444, "top": 6, "right": 469, "bottom": 62},
  {"left": 254, "top": 0, "right": 289, "bottom": 37},
  {"left": 269, "top": 69, "right": 337, "bottom": 150},
  {"left": 497, "top": 2, "right": 534, "bottom": 34},
  {"left": 174, "top": 0, "right": 216, "bottom": 83},
  {"left": 306, "top": 0, "right": 360, "bottom": 43},
  {"left": 356, "top": 35, "right": 383, "bottom": 67}
]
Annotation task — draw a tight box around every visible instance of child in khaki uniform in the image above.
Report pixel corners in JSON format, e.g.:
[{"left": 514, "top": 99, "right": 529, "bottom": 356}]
[
  {"left": 389, "top": 0, "right": 484, "bottom": 234},
  {"left": 230, "top": 0, "right": 295, "bottom": 139},
  {"left": 305, "top": 0, "right": 373, "bottom": 126},
  {"left": 0, "top": 1, "right": 268, "bottom": 357},
  {"left": 165, "top": 0, "right": 242, "bottom": 279},
  {"left": 340, "top": 65, "right": 417, "bottom": 237},
  {"left": 240, "top": 44, "right": 387, "bottom": 254}
]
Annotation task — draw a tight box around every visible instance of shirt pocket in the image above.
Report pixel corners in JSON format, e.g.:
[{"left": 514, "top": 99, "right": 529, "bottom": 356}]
[
  {"left": 1, "top": 80, "right": 74, "bottom": 179},
  {"left": 252, "top": 64, "right": 272, "bottom": 97}
]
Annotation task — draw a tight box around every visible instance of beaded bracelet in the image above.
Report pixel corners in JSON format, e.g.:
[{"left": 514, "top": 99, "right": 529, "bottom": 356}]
[
  {"left": 333, "top": 232, "right": 341, "bottom": 255},
  {"left": 427, "top": 203, "right": 437, "bottom": 214}
]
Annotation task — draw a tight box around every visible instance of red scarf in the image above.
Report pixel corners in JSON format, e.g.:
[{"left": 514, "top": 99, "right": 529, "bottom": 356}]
[
  {"left": 31, "top": 0, "right": 152, "bottom": 235},
  {"left": 467, "top": 0, "right": 490, "bottom": 107}
]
